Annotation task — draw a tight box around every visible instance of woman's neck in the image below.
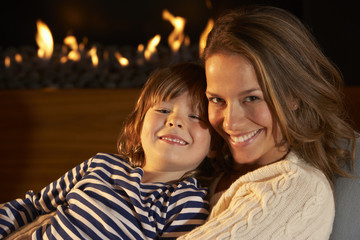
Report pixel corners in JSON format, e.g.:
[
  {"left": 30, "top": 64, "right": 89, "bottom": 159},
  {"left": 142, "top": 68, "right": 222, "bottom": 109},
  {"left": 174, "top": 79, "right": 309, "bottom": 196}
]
[{"left": 215, "top": 150, "right": 290, "bottom": 193}]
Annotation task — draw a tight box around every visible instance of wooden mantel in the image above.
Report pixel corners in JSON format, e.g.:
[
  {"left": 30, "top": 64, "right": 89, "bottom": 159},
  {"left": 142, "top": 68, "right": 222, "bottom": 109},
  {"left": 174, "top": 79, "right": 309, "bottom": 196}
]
[{"left": 0, "top": 87, "right": 359, "bottom": 202}]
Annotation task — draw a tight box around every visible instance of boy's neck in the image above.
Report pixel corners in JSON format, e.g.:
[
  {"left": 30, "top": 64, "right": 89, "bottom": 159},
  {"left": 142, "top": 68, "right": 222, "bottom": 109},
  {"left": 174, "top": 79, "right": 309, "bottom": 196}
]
[{"left": 141, "top": 170, "right": 185, "bottom": 184}]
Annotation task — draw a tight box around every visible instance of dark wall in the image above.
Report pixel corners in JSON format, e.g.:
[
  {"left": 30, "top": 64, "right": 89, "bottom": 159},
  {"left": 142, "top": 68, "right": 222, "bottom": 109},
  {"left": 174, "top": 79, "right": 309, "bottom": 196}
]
[
  {"left": 0, "top": 0, "right": 359, "bottom": 85},
  {"left": 301, "top": 1, "right": 360, "bottom": 86}
]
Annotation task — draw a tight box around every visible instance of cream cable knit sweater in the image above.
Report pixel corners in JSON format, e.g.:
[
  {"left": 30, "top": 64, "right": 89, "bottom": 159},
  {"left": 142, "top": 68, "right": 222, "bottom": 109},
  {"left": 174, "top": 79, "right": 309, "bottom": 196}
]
[{"left": 178, "top": 152, "right": 335, "bottom": 240}]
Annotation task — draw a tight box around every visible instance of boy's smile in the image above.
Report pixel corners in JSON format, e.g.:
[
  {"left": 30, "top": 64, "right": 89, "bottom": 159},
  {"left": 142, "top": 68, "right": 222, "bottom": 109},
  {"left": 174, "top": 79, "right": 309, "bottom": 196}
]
[
  {"left": 140, "top": 92, "right": 212, "bottom": 180},
  {"left": 158, "top": 135, "right": 188, "bottom": 145}
]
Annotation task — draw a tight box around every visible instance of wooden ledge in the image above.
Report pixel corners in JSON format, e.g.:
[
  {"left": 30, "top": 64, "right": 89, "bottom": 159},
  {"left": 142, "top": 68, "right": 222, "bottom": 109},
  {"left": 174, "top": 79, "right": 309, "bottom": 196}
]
[{"left": 0, "top": 87, "right": 359, "bottom": 202}]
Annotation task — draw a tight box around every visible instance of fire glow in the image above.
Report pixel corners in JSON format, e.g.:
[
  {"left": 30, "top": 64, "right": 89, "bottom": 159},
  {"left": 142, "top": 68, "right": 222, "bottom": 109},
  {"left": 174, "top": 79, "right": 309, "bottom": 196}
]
[
  {"left": 162, "top": 9, "right": 187, "bottom": 53},
  {"left": 144, "top": 34, "right": 161, "bottom": 61},
  {"left": 36, "top": 20, "right": 54, "bottom": 60},
  {"left": 199, "top": 19, "right": 214, "bottom": 57},
  {"left": 2, "top": 9, "right": 214, "bottom": 89},
  {"left": 31, "top": 9, "right": 210, "bottom": 67}
]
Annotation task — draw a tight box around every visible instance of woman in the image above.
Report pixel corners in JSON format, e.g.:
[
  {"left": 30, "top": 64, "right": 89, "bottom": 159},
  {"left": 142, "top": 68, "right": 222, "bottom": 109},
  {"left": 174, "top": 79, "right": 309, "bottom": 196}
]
[{"left": 179, "top": 5, "right": 356, "bottom": 239}]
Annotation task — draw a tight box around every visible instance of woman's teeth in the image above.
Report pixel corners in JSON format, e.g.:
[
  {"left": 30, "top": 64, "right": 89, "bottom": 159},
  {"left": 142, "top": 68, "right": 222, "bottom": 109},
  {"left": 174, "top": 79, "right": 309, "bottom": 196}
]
[{"left": 231, "top": 130, "right": 259, "bottom": 143}]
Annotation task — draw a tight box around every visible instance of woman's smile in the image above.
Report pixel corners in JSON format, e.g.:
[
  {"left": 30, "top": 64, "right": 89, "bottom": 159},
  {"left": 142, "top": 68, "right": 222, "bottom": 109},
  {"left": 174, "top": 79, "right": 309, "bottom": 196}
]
[
  {"left": 206, "top": 52, "right": 287, "bottom": 166},
  {"left": 228, "top": 129, "right": 262, "bottom": 144}
]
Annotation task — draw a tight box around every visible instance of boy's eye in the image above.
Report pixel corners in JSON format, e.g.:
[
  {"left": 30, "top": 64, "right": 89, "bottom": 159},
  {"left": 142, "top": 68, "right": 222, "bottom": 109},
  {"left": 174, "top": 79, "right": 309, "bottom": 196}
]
[
  {"left": 189, "top": 114, "right": 201, "bottom": 120},
  {"left": 155, "top": 109, "right": 170, "bottom": 114}
]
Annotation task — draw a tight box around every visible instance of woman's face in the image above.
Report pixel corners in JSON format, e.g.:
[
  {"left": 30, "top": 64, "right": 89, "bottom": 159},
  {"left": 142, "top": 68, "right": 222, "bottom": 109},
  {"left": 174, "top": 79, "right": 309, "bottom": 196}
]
[{"left": 205, "top": 52, "right": 287, "bottom": 168}]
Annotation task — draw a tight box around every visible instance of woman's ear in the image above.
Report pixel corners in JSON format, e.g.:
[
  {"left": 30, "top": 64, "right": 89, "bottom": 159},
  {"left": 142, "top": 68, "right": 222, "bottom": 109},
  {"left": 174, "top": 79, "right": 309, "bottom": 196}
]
[{"left": 289, "top": 98, "right": 300, "bottom": 111}]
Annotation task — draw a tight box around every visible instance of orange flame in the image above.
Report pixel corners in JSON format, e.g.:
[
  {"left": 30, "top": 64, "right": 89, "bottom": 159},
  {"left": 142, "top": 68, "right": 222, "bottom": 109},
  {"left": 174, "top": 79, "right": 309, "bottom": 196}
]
[
  {"left": 162, "top": 9, "right": 186, "bottom": 53},
  {"left": 60, "top": 56, "right": 67, "bottom": 64},
  {"left": 136, "top": 44, "right": 145, "bottom": 65},
  {"left": 15, "top": 54, "right": 23, "bottom": 63},
  {"left": 63, "top": 36, "right": 81, "bottom": 61},
  {"left": 137, "top": 44, "right": 144, "bottom": 53},
  {"left": 36, "top": 20, "right": 54, "bottom": 59},
  {"left": 4, "top": 56, "right": 10, "bottom": 68},
  {"left": 79, "top": 37, "right": 88, "bottom": 52},
  {"left": 184, "top": 36, "right": 191, "bottom": 47},
  {"left": 88, "top": 46, "right": 99, "bottom": 66},
  {"left": 115, "top": 52, "right": 129, "bottom": 66},
  {"left": 199, "top": 18, "right": 214, "bottom": 57},
  {"left": 64, "top": 36, "right": 78, "bottom": 51},
  {"left": 144, "top": 34, "right": 161, "bottom": 61}
]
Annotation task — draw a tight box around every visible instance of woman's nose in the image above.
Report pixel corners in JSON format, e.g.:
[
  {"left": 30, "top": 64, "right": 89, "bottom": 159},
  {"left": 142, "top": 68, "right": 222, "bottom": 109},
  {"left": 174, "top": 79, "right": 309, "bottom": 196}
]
[{"left": 223, "top": 103, "right": 245, "bottom": 131}]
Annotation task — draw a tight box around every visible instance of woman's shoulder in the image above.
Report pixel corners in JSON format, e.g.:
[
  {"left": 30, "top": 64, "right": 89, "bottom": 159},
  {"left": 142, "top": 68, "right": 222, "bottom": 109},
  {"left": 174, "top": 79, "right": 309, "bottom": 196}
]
[
  {"left": 280, "top": 151, "right": 331, "bottom": 187},
  {"left": 227, "top": 151, "right": 333, "bottom": 200},
  {"left": 256, "top": 152, "right": 329, "bottom": 182},
  {"left": 209, "top": 152, "right": 335, "bottom": 238}
]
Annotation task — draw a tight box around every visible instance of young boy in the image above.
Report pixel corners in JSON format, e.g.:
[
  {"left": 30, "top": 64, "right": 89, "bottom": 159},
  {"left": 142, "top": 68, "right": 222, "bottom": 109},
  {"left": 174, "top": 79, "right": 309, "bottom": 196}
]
[{"left": 0, "top": 62, "right": 220, "bottom": 239}]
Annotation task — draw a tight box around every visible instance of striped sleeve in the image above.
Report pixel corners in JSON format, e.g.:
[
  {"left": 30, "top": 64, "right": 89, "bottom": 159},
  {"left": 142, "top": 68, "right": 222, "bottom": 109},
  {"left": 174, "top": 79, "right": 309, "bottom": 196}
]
[
  {"left": 160, "top": 179, "right": 210, "bottom": 239},
  {"left": 0, "top": 158, "right": 92, "bottom": 238}
]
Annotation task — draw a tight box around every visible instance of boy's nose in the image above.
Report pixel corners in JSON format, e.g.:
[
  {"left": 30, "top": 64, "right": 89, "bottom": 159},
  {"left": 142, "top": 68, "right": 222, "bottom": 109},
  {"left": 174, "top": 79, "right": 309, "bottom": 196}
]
[
  {"left": 168, "top": 117, "right": 183, "bottom": 128},
  {"left": 168, "top": 122, "right": 182, "bottom": 128}
]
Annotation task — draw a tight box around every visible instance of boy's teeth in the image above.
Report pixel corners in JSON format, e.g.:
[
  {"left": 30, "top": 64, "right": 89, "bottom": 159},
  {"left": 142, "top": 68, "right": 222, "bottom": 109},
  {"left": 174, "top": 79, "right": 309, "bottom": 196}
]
[
  {"left": 231, "top": 130, "right": 259, "bottom": 143},
  {"left": 161, "top": 137, "right": 186, "bottom": 145}
]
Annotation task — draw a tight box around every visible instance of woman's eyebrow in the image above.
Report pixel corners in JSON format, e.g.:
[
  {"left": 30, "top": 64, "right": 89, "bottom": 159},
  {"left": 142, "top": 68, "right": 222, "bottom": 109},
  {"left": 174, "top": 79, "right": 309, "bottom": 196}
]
[
  {"left": 205, "top": 90, "right": 216, "bottom": 96},
  {"left": 242, "top": 88, "right": 262, "bottom": 95},
  {"left": 206, "top": 88, "right": 261, "bottom": 96}
]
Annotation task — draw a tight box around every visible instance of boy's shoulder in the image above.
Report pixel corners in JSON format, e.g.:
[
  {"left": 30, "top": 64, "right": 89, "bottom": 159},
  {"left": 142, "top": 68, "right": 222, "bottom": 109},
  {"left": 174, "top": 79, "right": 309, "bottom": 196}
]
[
  {"left": 91, "top": 152, "right": 127, "bottom": 162},
  {"left": 90, "top": 152, "right": 133, "bottom": 169},
  {"left": 173, "top": 177, "right": 209, "bottom": 195}
]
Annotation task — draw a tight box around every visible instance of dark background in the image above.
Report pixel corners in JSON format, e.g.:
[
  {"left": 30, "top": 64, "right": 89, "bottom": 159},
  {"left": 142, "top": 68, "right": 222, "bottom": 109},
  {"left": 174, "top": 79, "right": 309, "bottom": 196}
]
[{"left": 0, "top": 0, "right": 359, "bottom": 85}]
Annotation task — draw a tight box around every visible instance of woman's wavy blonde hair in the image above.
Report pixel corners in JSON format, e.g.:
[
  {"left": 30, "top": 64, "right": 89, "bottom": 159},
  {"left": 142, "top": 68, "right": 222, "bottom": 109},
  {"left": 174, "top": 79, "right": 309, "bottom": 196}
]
[
  {"left": 117, "top": 62, "right": 223, "bottom": 183},
  {"left": 203, "top": 5, "right": 356, "bottom": 188}
]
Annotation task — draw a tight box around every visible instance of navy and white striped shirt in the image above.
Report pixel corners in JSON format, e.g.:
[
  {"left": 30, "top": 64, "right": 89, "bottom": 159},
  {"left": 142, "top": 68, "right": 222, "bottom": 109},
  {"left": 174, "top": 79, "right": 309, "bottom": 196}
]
[{"left": 0, "top": 153, "right": 209, "bottom": 239}]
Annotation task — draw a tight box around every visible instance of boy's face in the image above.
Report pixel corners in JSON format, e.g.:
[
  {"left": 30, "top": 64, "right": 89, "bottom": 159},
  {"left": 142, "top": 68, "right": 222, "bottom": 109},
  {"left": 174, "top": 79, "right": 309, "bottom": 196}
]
[{"left": 140, "top": 92, "right": 212, "bottom": 177}]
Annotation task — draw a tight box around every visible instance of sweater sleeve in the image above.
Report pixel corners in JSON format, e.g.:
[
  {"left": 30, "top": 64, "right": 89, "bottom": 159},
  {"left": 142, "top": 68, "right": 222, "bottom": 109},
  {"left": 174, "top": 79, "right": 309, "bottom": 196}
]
[
  {"left": 0, "top": 158, "right": 92, "bottom": 239},
  {"left": 178, "top": 159, "right": 335, "bottom": 240}
]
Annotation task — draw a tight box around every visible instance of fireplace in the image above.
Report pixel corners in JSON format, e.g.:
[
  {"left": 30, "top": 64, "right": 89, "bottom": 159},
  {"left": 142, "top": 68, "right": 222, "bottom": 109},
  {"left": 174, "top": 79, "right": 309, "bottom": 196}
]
[
  {"left": 0, "top": 0, "right": 358, "bottom": 88},
  {"left": 1, "top": 2, "right": 213, "bottom": 89}
]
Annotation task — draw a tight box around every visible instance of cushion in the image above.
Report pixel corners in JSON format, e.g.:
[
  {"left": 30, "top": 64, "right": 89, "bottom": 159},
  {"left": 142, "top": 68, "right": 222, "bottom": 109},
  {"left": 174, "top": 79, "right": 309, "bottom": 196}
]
[{"left": 330, "top": 135, "right": 360, "bottom": 239}]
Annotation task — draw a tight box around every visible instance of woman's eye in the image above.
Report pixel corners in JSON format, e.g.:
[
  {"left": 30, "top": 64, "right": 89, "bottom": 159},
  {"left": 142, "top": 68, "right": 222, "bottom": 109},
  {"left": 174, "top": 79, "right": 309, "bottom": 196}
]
[
  {"left": 244, "top": 96, "right": 260, "bottom": 102},
  {"left": 208, "top": 97, "right": 224, "bottom": 104}
]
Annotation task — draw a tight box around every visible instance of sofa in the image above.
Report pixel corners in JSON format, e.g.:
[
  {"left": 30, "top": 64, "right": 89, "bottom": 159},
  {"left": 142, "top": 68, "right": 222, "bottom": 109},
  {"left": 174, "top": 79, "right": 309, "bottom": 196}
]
[{"left": 331, "top": 136, "right": 360, "bottom": 239}]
